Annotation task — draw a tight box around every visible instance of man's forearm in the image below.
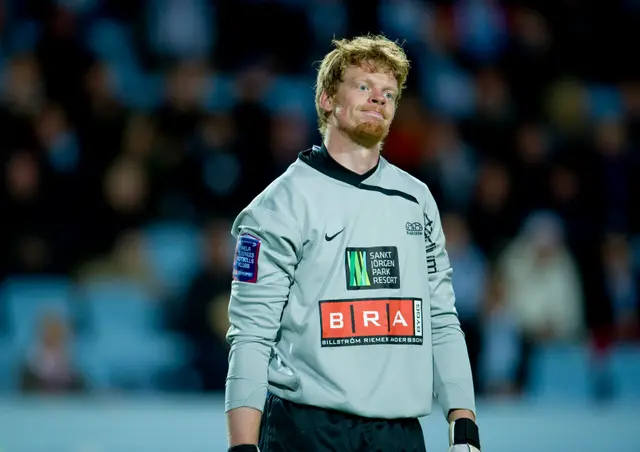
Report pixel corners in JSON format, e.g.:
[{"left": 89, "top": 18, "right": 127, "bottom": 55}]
[{"left": 227, "top": 407, "right": 262, "bottom": 446}]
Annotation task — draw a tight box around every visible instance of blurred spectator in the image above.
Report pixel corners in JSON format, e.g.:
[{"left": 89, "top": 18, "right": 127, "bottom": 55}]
[
  {"left": 170, "top": 217, "right": 234, "bottom": 391},
  {"left": 443, "top": 211, "right": 487, "bottom": 393},
  {"left": 19, "top": 311, "right": 86, "bottom": 394},
  {"left": 592, "top": 118, "right": 634, "bottom": 232},
  {"left": 602, "top": 233, "right": 640, "bottom": 341},
  {"left": 431, "top": 119, "right": 477, "bottom": 212},
  {"left": 269, "top": 109, "right": 311, "bottom": 178},
  {"left": 190, "top": 112, "right": 242, "bottom": 218},
  {"left": 307, "top": 0, "right": 348, "bottom": 60},
  {"left": 498, "top": 211, "right": 585, "bottom": 343},
  {"left": 480, "top": 270, "right": 521, "bottom": 396},
  {"left": 546, "top": 78, "right": 590, "bottom": 141},
  {"left": 498, "top": 211, "right": 585, "bottom": 391},
  {"left": 549, "top": 161, "right": 611, "bottom": 335},
  {"left": 35, "top": 103, "right": 80, "bottom": 175},
  {"left": 502, "top": 6, "right": 554, "bottom": 119},
  {"left": 157, "top": 61, "right": 208, "bottom": 142},
  {"left": 511, "top": 121, "right": 552, "bottom": 215},
  {"left": 121, "top": 113, "right": 157, "bottom": 161},
  {"left": 213, "top": 1, "right": 313, "bottom": 74},
  {"left": 75, "top": 229, "right": 159, "bottom": 297},
  {"left": 143, "top": 0, "right": 215, "bottom": 66},
  {"left": 384, "top": 94, "right": 429, "bottom": 174},
  {"left": 33, "top": 4, "right": 93, "bottom": 119},
  {"left": 76, "top": 61, "right": 129, "bottom": 177},
  {"left": 467, "top": 161, "right": 519, "bottom": 259},
  {"left": 1, "top": 150, "right": 57, "bottom": 276},
  {"left": 453, "top": 0, "right": 508, "bottom": 66},
  {"left": 228, "top": 62, "right": 278, "bottom": 203},
  {"left": 622, "top": 82, "right": 640, "bottom": 151},
  {"left": 0, "top": 55, "right": 45, "bottom": 150},
  {"left": 460, "top": 67, "right": 514, "bottom": 162}
]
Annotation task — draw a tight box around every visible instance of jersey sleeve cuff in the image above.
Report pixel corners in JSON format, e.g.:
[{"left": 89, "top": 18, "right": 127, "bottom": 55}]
[
  {"left": 435, "top": 381, "right": 476, "bottom": 418},
  {"left": 225, "top": 385, "right": 268, "bottom": 412}
]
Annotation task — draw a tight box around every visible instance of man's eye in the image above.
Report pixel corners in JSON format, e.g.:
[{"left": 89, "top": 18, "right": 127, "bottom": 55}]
[
  {"left": 359, "top": 84, "right": 368, "bottom": 91},
  {"left": 385, "top": 93, "right": 395, "bottom": 99}
]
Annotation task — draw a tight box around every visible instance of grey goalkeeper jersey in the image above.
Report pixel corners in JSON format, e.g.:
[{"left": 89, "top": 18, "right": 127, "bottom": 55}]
[{"left": 225, "top": 145, "right": 476, "bottom": 420}]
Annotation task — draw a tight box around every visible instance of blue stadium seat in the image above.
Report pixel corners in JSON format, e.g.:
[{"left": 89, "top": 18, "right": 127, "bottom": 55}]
[
  {"left": 80, "top": 278, "right": 160, "bottom": 338},
  {"left": 0, "top": 276, "right": 74, "bottom": 347},
  {"left": 610, "top": 344, "right": 640, "bottom": 400},
  {"left": 527, "top": 343, "right": 592, "bottom": 401},
  {"left": 0, "top": 339, "right": 20, "bottom": 392},
  {"left": 73, "top": 337, "right": 112, "bottom": 391},
  {"left": 76, "top": 332, "right": 190, "bottom": 391},
  {"left": 141, "top": 222, "right": 203, "bottom": 295}
]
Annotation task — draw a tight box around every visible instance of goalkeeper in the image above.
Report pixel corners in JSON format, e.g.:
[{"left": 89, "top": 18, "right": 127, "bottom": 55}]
[{"left": 225, "top": 34, "right": 481, "bottom": 452}]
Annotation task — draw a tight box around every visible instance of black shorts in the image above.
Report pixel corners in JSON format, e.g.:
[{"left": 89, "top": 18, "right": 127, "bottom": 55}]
[{"left": 259, "top": 393, "right": 427, "bottom": 452}]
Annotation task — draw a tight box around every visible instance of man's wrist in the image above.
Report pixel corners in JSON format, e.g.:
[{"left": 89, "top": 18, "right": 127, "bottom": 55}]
[{"left": 447, "top": 408, "right": 476, "bottom": 423}]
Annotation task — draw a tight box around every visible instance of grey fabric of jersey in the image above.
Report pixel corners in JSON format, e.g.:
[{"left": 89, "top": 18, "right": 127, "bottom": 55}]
[{"left": 225, "top": 145, "right": 476, "bottom": 420}]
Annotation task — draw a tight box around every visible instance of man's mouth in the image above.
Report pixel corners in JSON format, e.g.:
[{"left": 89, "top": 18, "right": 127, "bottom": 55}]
[{"left": 361, "top": 110, "right": 384, "bottom": 120}]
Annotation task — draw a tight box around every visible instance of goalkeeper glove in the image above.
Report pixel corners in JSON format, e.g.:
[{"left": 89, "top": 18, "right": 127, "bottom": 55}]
[{"left": 448, "top": 418, "right": 481, "bottom": 452}]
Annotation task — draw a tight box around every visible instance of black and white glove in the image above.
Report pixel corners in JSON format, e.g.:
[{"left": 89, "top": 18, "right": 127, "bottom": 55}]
[
  {"left": 448, "top": 418, "right": 481, "bottom": 452},
  {"left": 228, "top": 445, "right": 259, "bottom": 452}
]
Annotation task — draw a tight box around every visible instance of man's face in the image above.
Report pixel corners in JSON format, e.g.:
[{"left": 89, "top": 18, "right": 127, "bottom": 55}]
[{"left": 328, "top": 64, "right": 399, "bottom": 148}]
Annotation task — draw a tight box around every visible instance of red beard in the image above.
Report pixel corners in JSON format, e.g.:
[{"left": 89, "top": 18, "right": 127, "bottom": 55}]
[{"left": 347, "top": 117, "right": 389, "bottom": 148}]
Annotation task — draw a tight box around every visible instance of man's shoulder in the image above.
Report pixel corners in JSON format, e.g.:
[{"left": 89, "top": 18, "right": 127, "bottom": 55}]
[
  {"left": 246, "top": 159, "right": 310, "bottom": 213},
  {"left": 380, "top": 158, "right": 434, "bottom": 204}
]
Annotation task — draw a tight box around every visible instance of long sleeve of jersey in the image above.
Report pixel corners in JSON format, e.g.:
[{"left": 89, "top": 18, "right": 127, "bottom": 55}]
[
  {"left": 225, "top": 202, "right": 302, "bottom": 413},
  {"left": 424, "top": 193, "right": 477, "bottom": 418}
]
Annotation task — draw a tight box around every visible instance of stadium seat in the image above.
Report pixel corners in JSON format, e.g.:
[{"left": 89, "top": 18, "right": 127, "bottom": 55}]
[
  {"left": 0, "top": 276, "right": 74, "bottom": 347},
  {"left": 76, "top": 332, "right": 191, "bottom": 391},
  {"left": 609, "top": 344, "right": 640, "bottom": 400},
  {"left": 527, "top": 343, "right": 592, "bottom": 402},
  {"left": 73, "top": 337, "right": 112, "bottom": 391},
  {"left": 80, "top": 278, "right": 160, "bottom": 338},
  {"left": 0, "top": 339, "right": 20, "bottom": 392},
  {"left": 141, "top": 222, "right": 203, "bottom": 295}
]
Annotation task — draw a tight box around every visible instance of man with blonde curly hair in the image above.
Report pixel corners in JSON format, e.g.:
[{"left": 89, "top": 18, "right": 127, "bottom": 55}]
[
  {"left": 225, "top": 35, "right": 480, "bottom": 452},
  {"left": 314, "top": 35, "right": 410, "bottom": 151}
]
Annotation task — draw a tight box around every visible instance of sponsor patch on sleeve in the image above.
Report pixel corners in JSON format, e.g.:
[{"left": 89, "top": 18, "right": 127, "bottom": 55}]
[{"left": 232, "top": 234, "right": 261, "bottom": 283}]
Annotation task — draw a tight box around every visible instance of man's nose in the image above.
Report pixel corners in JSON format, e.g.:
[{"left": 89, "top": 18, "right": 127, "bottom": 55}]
[{"left": 371, "top": 95, "right": 386, "bottom": 106}]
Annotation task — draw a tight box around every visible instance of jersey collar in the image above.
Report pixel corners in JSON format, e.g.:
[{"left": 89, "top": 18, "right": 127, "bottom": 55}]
[{"left": 298, "top": 144, "right": 380, "bottom": 187}]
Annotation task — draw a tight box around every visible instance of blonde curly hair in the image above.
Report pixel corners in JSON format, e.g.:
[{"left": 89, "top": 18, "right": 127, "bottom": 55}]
[{"left": 314, "top": 35, "right": 411, "bottom": 137}]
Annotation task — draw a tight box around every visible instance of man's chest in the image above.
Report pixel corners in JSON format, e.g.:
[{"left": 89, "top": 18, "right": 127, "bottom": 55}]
[{"left": 298, "top": 187, "right": 427, "bottom": 289}]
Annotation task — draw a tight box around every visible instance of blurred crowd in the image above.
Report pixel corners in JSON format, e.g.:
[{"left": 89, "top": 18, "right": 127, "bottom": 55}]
[{"left": 1, "top": 0, "right": 639, "bottom": 399}]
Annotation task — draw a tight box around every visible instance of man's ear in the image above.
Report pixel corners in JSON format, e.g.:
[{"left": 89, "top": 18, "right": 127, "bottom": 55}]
[{"left": 319, "top": 90, "right": 333, "bottom": 114}]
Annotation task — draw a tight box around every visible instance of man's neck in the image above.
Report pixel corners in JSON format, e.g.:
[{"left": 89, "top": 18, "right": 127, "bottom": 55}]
[{"left": 323, "top": 128, "right": 380, "bottom": 175}]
